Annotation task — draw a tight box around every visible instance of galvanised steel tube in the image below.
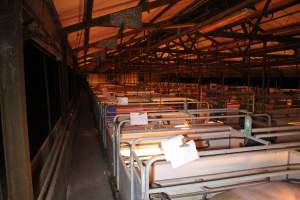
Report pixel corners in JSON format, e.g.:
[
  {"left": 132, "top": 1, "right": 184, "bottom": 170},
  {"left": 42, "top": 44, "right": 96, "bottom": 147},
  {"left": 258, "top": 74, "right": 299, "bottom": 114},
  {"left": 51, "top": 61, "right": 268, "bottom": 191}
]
[
  {"left": 114, "top": 114, "right": 248, "bottom": 189},
  {"left": 111, "top": 109, "right": 270, "bottom": 190},
  {"left": 143, "top": 142, "right": 300, "bottom": 200}
]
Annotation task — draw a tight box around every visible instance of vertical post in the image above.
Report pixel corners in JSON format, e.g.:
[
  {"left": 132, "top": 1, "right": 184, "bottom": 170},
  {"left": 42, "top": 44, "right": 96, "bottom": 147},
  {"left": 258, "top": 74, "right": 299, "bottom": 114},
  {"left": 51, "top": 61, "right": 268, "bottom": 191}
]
[
  {"left": 244, "top": 114, "right": 253, "bottom": 137},
  {"left": 0, "top": 0, "right": 34, "bottom": 200}
]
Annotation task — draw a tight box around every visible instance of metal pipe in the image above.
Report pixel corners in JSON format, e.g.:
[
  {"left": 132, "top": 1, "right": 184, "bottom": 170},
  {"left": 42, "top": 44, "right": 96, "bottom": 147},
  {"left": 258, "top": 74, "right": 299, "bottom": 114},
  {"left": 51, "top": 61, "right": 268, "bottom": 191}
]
[
  {"left": 149, "top": 169, "right": 300, "bottom": 199},
  {"left": 143, "top": 144, "right": 300, "bottom": 200},
  {"left": 252, "top": 126, "right": 300, "bottom": 133},
  {"left": 114, "top": 113, "right": 261, "bottom": 187},
  {"left": 123, "top": 126, "right": 299, "bottom": 199},
  {"left": 255, "top": 131, "right": 300, "bottom": 139},
  {"left": 110, "top": 109, "right": 272, "bottom": 191},
  {"left": 169, "top": 180, "right": 268, "bottom": 198}
]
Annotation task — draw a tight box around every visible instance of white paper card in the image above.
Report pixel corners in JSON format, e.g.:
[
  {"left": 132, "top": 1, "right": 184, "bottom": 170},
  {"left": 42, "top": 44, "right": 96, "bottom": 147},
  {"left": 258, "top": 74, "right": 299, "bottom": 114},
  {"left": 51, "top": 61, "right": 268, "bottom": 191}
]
[
  {"left": 161, "top": 135, "right": 199, "bottom": 168},
  {"left": 117, "top": 97, "right": 128, "bottom": 105},
  {"left": 175, "top": 140, "right": 199, "bottom": 168},
  {"left": 130, "top": 112, "right": 148, "bottom": 125},
  {"left": 161, "top": 135, "right": 183, "bottom": 162}
]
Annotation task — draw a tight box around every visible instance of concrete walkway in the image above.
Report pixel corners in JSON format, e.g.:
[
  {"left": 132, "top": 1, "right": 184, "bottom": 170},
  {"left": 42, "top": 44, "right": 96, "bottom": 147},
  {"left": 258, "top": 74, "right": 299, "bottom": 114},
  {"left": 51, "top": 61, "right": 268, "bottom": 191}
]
[{"left": 67, "top": 91, "right": 114, "bottom": 200}]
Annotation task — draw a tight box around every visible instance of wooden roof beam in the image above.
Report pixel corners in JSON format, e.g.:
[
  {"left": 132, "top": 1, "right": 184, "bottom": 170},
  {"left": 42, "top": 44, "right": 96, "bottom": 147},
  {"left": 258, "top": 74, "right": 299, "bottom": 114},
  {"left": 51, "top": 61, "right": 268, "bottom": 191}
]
[
  {"left": 144, "top": 0, "right": 262, "bottom": 49},
  {"left": 106, "top": 0, "right": 262, "bottom": 59},
  {"left": 218, "top": 0, "right": 300, "bottom": 33},
  {"left": 149, "top": 0, "right": 178, "bottom": 24},
  {"left": 63, "top": 0, "right": 176, "bottom": 33},
  {"left": 111, "top": 40, "right": 300, "bottom": 63},
  {"left": 149, "top": 48, "right": 296, "bottom": 58},
  {"left": 208, "top": 31, "right": 300, "bottom": 44},
  {"left": 153, "top": 0, "right": 299, "bottom": 53}
]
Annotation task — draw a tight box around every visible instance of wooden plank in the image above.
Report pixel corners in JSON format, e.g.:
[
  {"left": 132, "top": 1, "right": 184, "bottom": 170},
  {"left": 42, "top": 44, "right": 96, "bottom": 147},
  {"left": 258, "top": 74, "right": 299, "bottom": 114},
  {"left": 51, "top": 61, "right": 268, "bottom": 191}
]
[{"left": 0, "top": 1, "right": 34, "bottom": 200}]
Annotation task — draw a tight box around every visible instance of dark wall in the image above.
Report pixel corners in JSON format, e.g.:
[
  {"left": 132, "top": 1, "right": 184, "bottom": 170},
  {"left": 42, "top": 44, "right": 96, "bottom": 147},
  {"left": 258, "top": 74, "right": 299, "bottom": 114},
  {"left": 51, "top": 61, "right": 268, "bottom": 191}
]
[
  {"left": 24, "top": 43, "right": 49, "bottom": 158},
  {"left": 0, "top": 113, "right": 7, "bottom": 200},
  {"left": 24, "top": 41, "right": 79, "bottom": 159},
  {"left": 45, "top": 58, "right": 62, "bottom": 128}
]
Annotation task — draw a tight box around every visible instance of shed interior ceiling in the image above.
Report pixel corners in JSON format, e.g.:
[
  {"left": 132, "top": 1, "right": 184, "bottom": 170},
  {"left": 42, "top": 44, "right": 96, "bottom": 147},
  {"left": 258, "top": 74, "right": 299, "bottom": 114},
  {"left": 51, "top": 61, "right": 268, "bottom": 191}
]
[{"left": 49, "top": 0, "right": 300, "bottom": 76}]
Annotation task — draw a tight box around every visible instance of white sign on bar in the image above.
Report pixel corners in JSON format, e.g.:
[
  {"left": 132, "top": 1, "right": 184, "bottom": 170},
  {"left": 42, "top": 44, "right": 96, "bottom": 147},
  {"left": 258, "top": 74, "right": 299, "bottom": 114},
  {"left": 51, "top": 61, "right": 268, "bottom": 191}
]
[
  {"left": 117, "top": 97, "right": 128, "bottom": 105},
  {"left": 161, "top": 135, "right": 199, "bottom": 168},
  {"left": 130, "top": 112, "right": 148, "bottom": 125}
]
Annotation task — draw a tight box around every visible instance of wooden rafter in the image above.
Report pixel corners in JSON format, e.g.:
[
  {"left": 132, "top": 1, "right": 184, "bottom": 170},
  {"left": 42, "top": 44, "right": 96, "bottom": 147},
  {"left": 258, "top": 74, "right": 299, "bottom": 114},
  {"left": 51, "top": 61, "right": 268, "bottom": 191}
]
[
  {"left": 63, "top": 0, "right": 176, "bottom": 33},
  {"left": 53, "top": 0, "right": 300, "bottom": 74}
]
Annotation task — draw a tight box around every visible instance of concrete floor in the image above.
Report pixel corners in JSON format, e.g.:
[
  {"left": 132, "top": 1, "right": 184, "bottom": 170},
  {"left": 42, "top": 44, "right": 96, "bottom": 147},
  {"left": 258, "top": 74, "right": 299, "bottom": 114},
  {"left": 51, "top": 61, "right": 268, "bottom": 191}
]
[{"left": 66, "top": 91, "right": 114, "bottom": 200}]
